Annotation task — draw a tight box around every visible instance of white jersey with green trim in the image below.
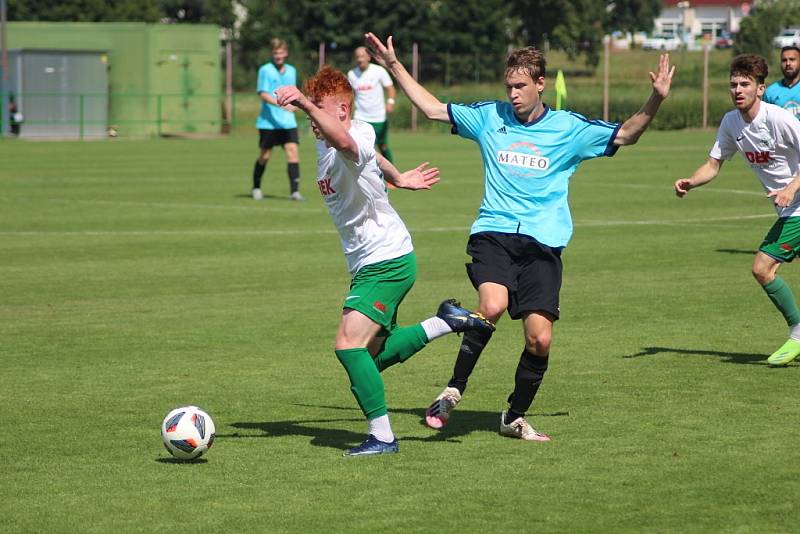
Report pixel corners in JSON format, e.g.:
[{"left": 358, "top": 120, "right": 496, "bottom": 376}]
[
  {"left": 315, "top": 119, "right": 413, "bottom": 274},
  {"left": 711, "top": 102, "right": 800, "bottom": 216},
  {"left": 347, "top": 64, "right": 393, "bottom": 123}
]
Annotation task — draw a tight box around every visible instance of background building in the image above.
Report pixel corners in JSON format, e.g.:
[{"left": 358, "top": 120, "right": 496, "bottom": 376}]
[{"left": 655, "top": 0, "right": 750, "bottom": 48}]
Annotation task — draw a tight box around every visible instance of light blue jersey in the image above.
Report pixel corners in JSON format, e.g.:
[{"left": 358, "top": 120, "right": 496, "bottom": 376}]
[
  {"left": 448, "top": 102, "right": 620, "bottom": 248},
  {"left": 256, "top": 62, "right": 298, "bottom": 130},
  {"left": 764, "top": 80, "right": 800, "bottom": 120}
]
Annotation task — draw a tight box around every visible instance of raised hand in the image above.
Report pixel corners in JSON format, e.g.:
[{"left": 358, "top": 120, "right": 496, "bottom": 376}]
[
  {"left": 394, "top": 162, "right": 440, "bottom": 190},
  {"left": 649, "top": 54, "right": 676, "bottom": 99},
  {"left": 365, "top": 32, "right": 398, "bottom": 70}
]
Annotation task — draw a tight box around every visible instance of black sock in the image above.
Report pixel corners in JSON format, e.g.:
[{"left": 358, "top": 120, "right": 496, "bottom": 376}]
[
  {"left": 447, "top": 329, "right": 493, "bottom": 394},
  {"left": 253, "top": 161, "right": 266, "bottom": 189},
  {"left": 505, "top": 349, "right": 548, "bottom": 424},
  {"left": 288, "top": 162, "right": 300, "bottom": 193}
]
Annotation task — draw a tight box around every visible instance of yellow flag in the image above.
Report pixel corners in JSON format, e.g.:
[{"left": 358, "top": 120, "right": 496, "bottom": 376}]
[{"left": 555, "top": 69, "right": 567, "bottom": 111}]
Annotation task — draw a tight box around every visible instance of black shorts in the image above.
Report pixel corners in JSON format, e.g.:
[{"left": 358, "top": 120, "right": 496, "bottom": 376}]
[
  {"left": 258, "top": 128, "right": 299, "bottom": 149},
  {"left": 465, "top": 231, "right": 563, "bottom": 321}
]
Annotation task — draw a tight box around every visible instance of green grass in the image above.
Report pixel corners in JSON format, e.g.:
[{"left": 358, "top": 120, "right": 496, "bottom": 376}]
[{"left": 1, "top": 130, "right": 799, "bottom": 532}]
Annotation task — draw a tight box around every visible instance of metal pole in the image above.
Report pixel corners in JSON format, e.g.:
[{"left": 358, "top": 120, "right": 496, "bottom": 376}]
[
  {"left": 1, "top": 0, "right": 9, "bottom": 137},
  {"left": 157, "top": 94, "right": 162, "bottom": 136},
  {"left": 225, "top": 40, "right": 233, "bottom": 133},
  {"left": 603, "top": 37, "right": 610, "bottom": 122},
  {"left": 411, "top": 42, "right": 418, "bottom": 132},
  {"left": 702, "top": 44, "right": 709, "bottom": 129},
  {"left": 318, "top": 42, "right": 325, "bottom": 70},
  {"left": 79, "top": 94, "right": 84, "bottom": 139}
]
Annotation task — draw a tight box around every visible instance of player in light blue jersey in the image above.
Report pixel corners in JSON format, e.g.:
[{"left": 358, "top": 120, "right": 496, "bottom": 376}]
[
  {"left": 252, "top": 38, "right": 303, "bottom": 201},
  {"left": 764, "top": 46, "right": 800, "bottom": 120},
  {"left": 367, "top": 32, "right": 674, "bottom": 441}
]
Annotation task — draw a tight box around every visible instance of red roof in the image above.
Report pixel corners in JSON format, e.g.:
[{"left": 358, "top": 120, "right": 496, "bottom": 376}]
[{"left": 663, "top": 0, "right": 747, "bottom": 6}]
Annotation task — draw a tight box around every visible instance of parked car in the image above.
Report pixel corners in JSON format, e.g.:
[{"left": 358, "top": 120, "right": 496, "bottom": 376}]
[
  {"left": 642, "top": 34, "right": 682, "bottom": 51},
  {"left": 773, "top": 28, "right": 800, "bottom": 48},
  {"left": 715, "top": 33, "right": 735, "bottom": 49}
]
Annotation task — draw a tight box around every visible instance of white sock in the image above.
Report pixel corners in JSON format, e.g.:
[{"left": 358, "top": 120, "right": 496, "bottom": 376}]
[
  {"left": 368, "top": 415, "right": 394, "bottom": 443},
  {"left": 790, "top": 323, "right": 800, "bottom": 342},
  {"left": 420, "top": 316, "right": 452, "bottom": 341}
]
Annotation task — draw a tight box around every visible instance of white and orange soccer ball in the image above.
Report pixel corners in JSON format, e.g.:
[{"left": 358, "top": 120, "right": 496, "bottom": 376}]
[{"left": 161, "top": 406, "right": 216, "bottom": 460}]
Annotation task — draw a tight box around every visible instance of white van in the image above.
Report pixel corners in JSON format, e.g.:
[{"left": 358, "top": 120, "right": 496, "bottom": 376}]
[{"left": 773, "top": 28, "right": 800, "bottom": 48}]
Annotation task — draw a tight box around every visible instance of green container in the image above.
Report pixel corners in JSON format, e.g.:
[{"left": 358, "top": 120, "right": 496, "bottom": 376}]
[{"left": 6, "top": 22, "right": 221, "bottom": 138}]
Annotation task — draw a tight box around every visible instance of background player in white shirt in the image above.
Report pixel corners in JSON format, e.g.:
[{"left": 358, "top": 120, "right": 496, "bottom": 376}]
[
  {"left": 348, "top": 47, "right": 396, "bottom": 163},
  {"left": 276, "top": 66, "right": 494, "bottom": 456},
  {"left": 675, "top": 54, "right": 800, "bottom": 366}
]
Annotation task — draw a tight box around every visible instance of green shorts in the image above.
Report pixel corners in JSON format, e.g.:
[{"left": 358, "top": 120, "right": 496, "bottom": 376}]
[
  {"left": 368, "top": 120, "right": 390, "bottom": 146},
  {"left": 344, "top": 252, "right": 416, "bottom": 331},
  {"left": 760, "top": 217, "right": 800, "bottom": 262}
]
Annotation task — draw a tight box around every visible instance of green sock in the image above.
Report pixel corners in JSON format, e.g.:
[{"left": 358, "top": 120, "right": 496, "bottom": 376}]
[
  {"left": 335, "top": 348, "right": 387, "bottom": 419},
  {"left": 763, "top": 276, "right": 800, "bottom": 326},
  {"left": 373, "top": 324, "right": 428, "bottom": 371}
]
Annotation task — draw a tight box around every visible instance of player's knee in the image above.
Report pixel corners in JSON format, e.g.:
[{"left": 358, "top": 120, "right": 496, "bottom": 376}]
[
  {"left": 524, "top": 332, "right": 552, "bottom": 355},
  {"left": 479, "top": 303, "right": 506, "bottom": 323},
  {"left": 752, "top": 265, "right": 773, "bottom": 285}
]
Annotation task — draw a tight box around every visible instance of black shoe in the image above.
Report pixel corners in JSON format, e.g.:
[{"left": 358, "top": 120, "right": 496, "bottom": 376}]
[{"left": 436, "top": 299, "right": 495, "bottom": 334}]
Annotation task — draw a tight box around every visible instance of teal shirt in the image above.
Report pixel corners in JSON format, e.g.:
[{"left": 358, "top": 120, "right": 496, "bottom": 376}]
[
  {"left": 764, "top": 80, "right": 800, "bottom": 120},
  {"left": 448, "top": 102, "right": 620, "bottom": 248},
  {"left": 256, "top": 62, "right": 298, "bottom": 130}
]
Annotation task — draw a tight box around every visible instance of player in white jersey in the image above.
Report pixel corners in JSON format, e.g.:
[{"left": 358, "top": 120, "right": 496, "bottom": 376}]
[
  {"left": 348, "top": 47, "right": 396, "bottom": 163},
  {"left": 275, "top": 65, "right": 495, "bottom": 456},
  {"left": 675, "top": 54, "right": 800, "bottom": 366}
]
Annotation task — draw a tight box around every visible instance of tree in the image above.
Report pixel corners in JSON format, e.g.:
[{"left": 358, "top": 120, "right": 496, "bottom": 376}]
[
  {"left": 604, "top": 0, "right": 662, "bottom": 40},
  {"left": 735, "top": 0, "right": 800, "bottom": 58},
  {"left": 8, "top": 0, "right": 162, "bottom": 22},
  {"left": 514, "top": 0, "right": 606, "bottom": 66}
]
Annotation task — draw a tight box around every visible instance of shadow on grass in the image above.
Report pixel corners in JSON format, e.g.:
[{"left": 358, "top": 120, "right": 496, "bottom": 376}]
[
  {"left": 715, "top": 248, "right": 757, "bottom": 255},
  {"left": 622, "top": 346, "right": 768, "bottom": 365},
  {"left": 221, "top": 404, "right": 569, "bottom": 451},
  {"left": 155, "top": 457, "right": 209, "bottom": 465},
  {"left": 233, "top": 193, "right": 292, "bottom": 201}
]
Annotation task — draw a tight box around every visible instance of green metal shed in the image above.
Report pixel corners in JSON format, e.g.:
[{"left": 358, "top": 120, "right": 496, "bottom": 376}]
[{"left": 5, "top": 22, "right": 221, "bottom": 138}]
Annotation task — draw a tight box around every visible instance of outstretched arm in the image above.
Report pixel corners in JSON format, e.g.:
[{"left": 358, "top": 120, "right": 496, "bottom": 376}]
[
  {"left": 365, "top": 33, "right": 449, "bottom": 123},
  {"left": 674, "top": 157, "right": 723, "bottom": 197},
  {"left": 377, "top": 154, "right": 441, "bottom": 190},
  {"left": 275, "top": 86, "right": 359, "bottom": 161},
  {"left": 615, "top": 54, "right": 676, "bottom": 146}
]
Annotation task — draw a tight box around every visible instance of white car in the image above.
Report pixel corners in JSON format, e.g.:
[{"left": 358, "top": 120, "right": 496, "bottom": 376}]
[
  {"left": 642, "top": 34, "right": 682, "bottom": 51},
  {"left": 773, "top": 28, "right": 800, "bottom": 48}
]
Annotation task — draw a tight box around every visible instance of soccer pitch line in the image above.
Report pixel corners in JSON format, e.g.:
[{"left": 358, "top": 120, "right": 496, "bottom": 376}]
[
  {"left": 0, "top": 213, "right": 776, "bottom": 237},
  {"left": 0, "top": 196, "right": 327, "bottom": 214},
  {"left": 620, "top": 183, "right": 765, "bottom": 197}
]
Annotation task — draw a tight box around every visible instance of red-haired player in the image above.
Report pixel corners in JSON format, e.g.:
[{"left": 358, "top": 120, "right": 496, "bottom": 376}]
[{"left": 276, "top": 66, "right": 495, "bottom": 457}]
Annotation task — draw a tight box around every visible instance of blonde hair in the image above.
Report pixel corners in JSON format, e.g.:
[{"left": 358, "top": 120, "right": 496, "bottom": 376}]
[
  {"left": 271, "top": 38, "right": 288, "bottom": 52},
  {"left": 505, "top": 46, "right": 546, "bottom": 81}
]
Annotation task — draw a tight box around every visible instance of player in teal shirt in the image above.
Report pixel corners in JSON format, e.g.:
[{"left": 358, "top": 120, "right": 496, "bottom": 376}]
[
  {"left": 367, "top": 32, "right": 675, "bottom": 441},
  {"left": 252, "top": 38, "right": 303, "bottom": 201},
  {"left": 764, "top": 46, "right": 800, "bottom": 119}
]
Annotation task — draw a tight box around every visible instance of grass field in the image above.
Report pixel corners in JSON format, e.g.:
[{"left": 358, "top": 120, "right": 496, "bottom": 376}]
[{"left": 2, "top": 129, "right": 799, "bottom": 532}]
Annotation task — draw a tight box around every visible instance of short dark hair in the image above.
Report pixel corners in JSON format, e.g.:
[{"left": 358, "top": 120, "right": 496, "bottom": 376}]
[
  {"left": 730, "top": 54, "right": 768, "bottom": 84},
  {"left": 505, "top": 46, "right": 546, "bottom": 81},
  {"left": 781, "top": 45, "right": 800, "bottom": 56}
]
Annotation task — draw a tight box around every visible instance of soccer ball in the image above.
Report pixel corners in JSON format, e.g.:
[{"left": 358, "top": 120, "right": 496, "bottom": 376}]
[{"left": 161, "top": 406, "right": 216, "bottom": 460}]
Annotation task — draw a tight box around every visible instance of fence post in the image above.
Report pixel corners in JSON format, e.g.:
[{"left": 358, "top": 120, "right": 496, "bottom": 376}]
[
  {"left": 412, "top": 42, "right": 419, "bottom": 132},
  {"left": 79, "top": 94, "right": 84, "bottom": 140},
  {"left": 231, "top": 92, "right": 237, "bottom": 134},
  {"left": 603, "top": 37, "right": 610, "bottom": 122},
  {"left": 702, "top": 44, "right": 709, "bottom": 129},
  {"left": 157, "top": 94, "right": 162, "bottom": 137}
]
